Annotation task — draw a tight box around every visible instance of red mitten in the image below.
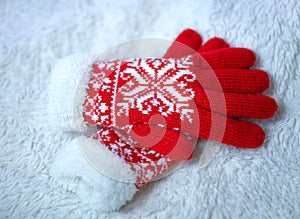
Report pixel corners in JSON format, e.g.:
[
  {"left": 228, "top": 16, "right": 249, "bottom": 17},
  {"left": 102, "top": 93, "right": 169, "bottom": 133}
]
[{"left": 48, "top": 29, "right": 277, "bottom": 212}]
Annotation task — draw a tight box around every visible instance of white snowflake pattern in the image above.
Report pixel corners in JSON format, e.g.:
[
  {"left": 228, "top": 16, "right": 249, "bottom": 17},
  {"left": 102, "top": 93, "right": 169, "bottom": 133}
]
[{"left": 116, "top": 57, "right": 196, "bottom": 122}]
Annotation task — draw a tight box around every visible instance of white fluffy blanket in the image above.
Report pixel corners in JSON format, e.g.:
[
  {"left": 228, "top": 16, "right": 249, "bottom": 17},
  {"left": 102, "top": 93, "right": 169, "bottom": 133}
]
[{"left": 1, "top": 0, "right": 299, "bottom": 218}]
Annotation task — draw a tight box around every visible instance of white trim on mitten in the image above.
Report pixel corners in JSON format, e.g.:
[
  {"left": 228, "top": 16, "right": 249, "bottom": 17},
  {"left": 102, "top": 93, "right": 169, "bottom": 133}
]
[
  {"left": 50, "top": 137, "right": 137, "bottom": 212},
  {"left": 47, "top": 53, "right": 96, "bottom": 131}
]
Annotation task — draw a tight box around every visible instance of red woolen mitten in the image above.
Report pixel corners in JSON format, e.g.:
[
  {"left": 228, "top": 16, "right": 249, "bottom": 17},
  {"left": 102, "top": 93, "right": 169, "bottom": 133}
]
[{"left": 48, "top": 29, "right": 277, "bottom": 212}]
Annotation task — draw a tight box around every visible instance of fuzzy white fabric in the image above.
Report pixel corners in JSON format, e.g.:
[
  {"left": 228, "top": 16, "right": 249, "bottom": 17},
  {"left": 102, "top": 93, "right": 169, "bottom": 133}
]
[
  {"left": 47, "top": 53, "right": 96, "bottom": 132},
  {"left": 1, "top": 0, "right": 300, "bottom": 218},
  {"left": 50, "top": 137, "right": 137, "bottom": 212}
]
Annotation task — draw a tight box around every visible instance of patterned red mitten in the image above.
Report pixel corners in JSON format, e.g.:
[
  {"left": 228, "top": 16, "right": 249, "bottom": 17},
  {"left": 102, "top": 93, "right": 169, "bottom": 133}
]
[{"left": 49, "top": 29, "right": 278, "bottom": 212}]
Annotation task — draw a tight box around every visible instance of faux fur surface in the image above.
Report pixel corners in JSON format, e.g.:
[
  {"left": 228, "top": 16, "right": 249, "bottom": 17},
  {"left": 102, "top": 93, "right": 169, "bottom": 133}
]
[{"left": 1, "top": 0, "right": 300, "bottom": 218}]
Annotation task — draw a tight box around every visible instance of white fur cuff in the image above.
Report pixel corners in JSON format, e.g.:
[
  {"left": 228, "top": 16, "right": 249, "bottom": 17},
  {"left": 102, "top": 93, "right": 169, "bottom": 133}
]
[
  {"left": 47, "top": 53, "right": 96, "bottom": 131},
  {"left": 50, "top": 137, "right": 138, "bottom": 212}
]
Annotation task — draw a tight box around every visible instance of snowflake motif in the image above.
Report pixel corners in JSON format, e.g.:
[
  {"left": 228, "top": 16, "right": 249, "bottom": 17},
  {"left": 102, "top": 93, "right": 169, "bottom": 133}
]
[{"left": 116, "top": 57, "right": 196, "bottom": 122}]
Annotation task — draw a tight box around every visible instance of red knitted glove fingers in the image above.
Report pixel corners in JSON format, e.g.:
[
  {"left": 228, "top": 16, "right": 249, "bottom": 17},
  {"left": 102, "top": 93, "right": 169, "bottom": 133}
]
[
  {"left": 165, "top": 29, "right": 269, "bottom": 94},
  {"left": 164, "top": 29, "right": 230, "bottom": 58},
  {"left": 197, "top": 37, "right": 229, "bottom": 53},
  {"left": 193, "top": 48, "right": 256, "bottom": 69},
  {"left": 192, "top": 84, "right": 277, "bottom": 119},
  {"left": 192, "top": 69, "right": 270, "bottom": 93},
  {"left": 196, "top": 107, "right": 265, "bottom": 148},
  {"left": 164, "top": 29, "right": 202, "bottom": 58},
  {"left": 173, "top": 30, "right": 269, "bottom": 93}
]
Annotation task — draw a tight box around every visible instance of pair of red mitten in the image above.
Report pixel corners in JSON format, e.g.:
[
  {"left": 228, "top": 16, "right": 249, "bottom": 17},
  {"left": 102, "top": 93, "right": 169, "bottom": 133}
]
[{"left": 48, "top": 29, "right": 277, "bottom": 211}]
